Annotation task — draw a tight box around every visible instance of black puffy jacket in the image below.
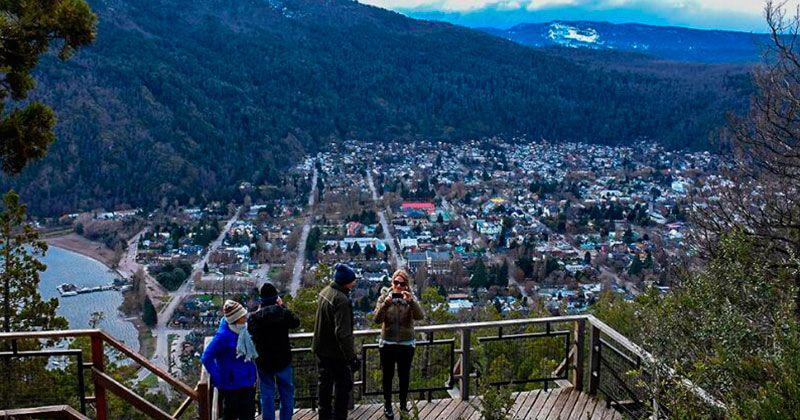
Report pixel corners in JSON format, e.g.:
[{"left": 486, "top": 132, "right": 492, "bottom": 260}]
[{"left": 247, "top": 303, "right": 301, "bottom": 373}]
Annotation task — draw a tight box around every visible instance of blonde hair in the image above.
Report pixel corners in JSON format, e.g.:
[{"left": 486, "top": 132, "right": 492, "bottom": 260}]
[{"left": 392, "top": 268, "right": 410, "bottom": 285}]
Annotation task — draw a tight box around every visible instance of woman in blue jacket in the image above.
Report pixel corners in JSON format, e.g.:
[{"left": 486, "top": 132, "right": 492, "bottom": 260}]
[{"left": 201, "top": 300, "right": 258, "bottom": 419}]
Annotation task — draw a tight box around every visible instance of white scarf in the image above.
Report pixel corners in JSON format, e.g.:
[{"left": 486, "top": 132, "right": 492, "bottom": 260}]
[{"left": 227, "top": 319, "right": 259, "bottom": 362}]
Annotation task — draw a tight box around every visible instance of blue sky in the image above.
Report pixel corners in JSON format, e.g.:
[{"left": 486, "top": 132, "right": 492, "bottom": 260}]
[{"left": 362, "top": 0, "right": 774, "bottom": 32}]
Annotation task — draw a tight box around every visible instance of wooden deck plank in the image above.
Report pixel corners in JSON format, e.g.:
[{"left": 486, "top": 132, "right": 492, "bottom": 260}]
[
  {"left": 361, "top": 403, "right": 385, "bottom": 420},
  {"left": 410, "top": 399, "right": 429, "bottom": 416},
  {"left": 445, "top": 399, "right": 472, "bottom": 420},
  {"left": 525, "top": 388, "right": 558, "bottom": 419},
  {"left": 467, "top": 397, "right": 484, "bottom": 420},
  {"left": 601, "top": 405, "right": 619, "bottom": 420},
  {"left": 560, "top": 389, "right": 586, "bottom": 420},
  {"left": 416, "top": 397, "right": 443, "bottom": 419},
  {"left": 512, "top": 390, "right": 542, "bottom": 419},
  {"left": 566, "top": 392, "right": 589, "bottom": 420},
  {"left": 361, "top": 404, "right": 388, "bottom": 420},
  {"left": 292, "top": 409, "right": 315, "bottom": 420},
  {"left": 552, "top": 389, "right": 581, "bottom": 420},
  {"left": 590, "top": 400, "right": 609, "bottom": 420},
  {"left": 349, "top": 402, "right": 376, "bottom": 419},
  {"left": 461, "top": 396, "right": 481, "bottom": 420},
  {"left": 545, "top": 388, "right": 575, "bottom": 420},
  {"left": 417, "top": 396, "right": 453, "bottom": 419},
  {"left": 508, "top": 391, "right": 529, "bottom": 417},
  {"left": 423, "top": 398, "right": 460, "bottom": 420},
  {"left": 579, "top": 399, "right": 600, "bottom": 420},
  {"left": 532, "top": 388, "right": 565, "bottom": 419},
  {"left": 287, "top": 389, "right": 622, "bottom": 420}
]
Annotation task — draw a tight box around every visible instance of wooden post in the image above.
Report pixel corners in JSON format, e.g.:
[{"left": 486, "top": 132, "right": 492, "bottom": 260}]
[
  {"left": 573, "top": 319, "right": 586, "bottom": 392},
  {"left": 197, "top": 381, "right": 209, "bottom": 420},
  {"left": 91, "top": 333, "right": 107, "bottom": 420},
  {"left": 587, "top": 325, "right": 601, "bottom": 396},
  {"left": 459, "top": 328, "right": 471, "bottom": 401}
]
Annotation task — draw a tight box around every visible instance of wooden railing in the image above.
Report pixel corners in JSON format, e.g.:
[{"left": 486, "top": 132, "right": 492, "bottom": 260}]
[
  {"left": 206, "top": 314, "right": 725, "bottom": 419},
  {"left": 0, "top": 329, "right": 209, "bottom": 420},
  {"left": 1, "top": 315, "right": 724, "bottom": 419}
]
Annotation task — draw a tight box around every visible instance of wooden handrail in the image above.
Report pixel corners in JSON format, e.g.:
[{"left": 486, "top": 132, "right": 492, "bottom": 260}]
[
  {"left": 585, "top": 315, "right": 727, "bottom": 410},
  {"left": 0, "top": 329, "right": 99, "bottom": 340},
  {"left": 99, "top": 331, "right": 197, "bottom": 398},
  {"left": 93, "top": 369, "right": 173, "bottom": 420},
  {"left": 0, "top": 328, "right": 206, "bottom": 419},
  {"left": 172, "top": 394, "right": 193, "bottom": 418},
  {"left": 0, "top": 405, "right": 89, "bottom": 419}
]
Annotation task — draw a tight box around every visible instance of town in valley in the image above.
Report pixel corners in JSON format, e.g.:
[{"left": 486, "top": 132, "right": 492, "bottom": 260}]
[{"left": 36, "top": 138, "right": 718, "bottom": 387}]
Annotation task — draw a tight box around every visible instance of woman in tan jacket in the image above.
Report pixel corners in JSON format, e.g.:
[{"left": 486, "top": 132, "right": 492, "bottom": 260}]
[{"left": 374, "top": 269, "right": 425, "bottom": 419}]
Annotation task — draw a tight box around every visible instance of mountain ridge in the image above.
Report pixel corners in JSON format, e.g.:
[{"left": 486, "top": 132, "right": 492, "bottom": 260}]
[
  {"left": 2, "top": 0, "right": 751, "bottom": 215},
  {"left": 479, "top": 20, "right": 771, "bottom": 63}
]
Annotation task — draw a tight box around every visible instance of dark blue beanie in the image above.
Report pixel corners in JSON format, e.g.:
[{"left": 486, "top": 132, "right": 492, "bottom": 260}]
[
  {"left": 260, "top": 282, "right": 279, "bottom": 305},
  {"left": 334, "top": 264, "right": 356, "bottom": 285}
]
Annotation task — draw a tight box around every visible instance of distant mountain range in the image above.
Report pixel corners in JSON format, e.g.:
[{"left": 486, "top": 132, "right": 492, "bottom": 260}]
[
  {"left": 3, "top": 0, "right": 752, "bottom": 215},
  {"left": 479, "top": 21, "right": 771, "bottom": 63}
]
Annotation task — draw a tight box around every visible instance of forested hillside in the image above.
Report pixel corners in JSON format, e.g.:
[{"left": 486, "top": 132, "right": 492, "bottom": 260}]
[{"left": 3, "top": 0, "right": 752, "bottom": 215}]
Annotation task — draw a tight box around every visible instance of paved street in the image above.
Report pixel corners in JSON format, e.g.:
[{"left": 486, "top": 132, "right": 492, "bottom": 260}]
[
  {"left": 118, "top": 230, "right": 166, "bottom": 301},
  {"left": 366, "top": 169, "right": 403, "bottom": 268},
  {"left": 136, "top": 208, "right": 241, "bottom": 381},
  {"left": 290, "top": 166, "right": 318, "bottom": 296}
]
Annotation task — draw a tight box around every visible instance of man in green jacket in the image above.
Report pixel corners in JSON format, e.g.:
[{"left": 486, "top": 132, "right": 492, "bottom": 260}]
[{"left": 312, "top": 263, "right": 359, "bottom": 420}]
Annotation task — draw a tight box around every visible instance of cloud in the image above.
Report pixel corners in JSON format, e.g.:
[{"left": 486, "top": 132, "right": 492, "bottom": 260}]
[{"left": 365, "top": 0, "right": 766, "bottom": 13}]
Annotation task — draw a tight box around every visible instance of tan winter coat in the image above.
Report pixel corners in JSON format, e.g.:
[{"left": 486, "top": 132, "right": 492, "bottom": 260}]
[{"left": 373, "top": 288, "right": 425, "bottom": 342}]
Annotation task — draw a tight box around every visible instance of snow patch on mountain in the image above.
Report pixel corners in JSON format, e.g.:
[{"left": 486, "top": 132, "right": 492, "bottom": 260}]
[{"left": 548, "top": 23, "right": 601, "bottom": 46}]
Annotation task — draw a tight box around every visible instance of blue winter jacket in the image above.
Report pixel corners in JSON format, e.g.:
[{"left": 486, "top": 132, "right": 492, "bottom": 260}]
[{"left": 201, "top": 318, "right": 257, "bottom": 391}]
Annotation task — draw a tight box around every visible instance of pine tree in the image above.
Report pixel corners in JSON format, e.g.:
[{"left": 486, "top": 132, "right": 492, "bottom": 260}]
[
  {"left": 469, "top": 258, "right": 489, "bottom": 289},
  {"left": 0, "top": 0, "right": 96, "bottom": 173},
  {"left": 643, "top": 251, "right": 654, "bottom": 270},
  {"left": 0, "top": 191, "right": 66, "bottom": 332},
  {"left": 628, "top": 255, "right": 643, "bottom": 276},
  {"left": 142, "top": 296, "right": 157, "bottom": 327}
]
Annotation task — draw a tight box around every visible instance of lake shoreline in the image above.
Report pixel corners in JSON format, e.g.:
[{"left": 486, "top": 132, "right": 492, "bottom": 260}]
[
  {"left": 46, "top": 233, "right": 119, "bottom": 273},
  {"left": 42, "top": 243, "right": 144, "bottom": 353}
]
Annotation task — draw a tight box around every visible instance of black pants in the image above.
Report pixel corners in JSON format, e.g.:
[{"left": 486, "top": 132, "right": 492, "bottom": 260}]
[
  {"left": 380, "top": 344, "right": 415, "bottom": 408},
  {"left": 221, "top": 387, "right": 256, "bottom": 420},
  {"left": 317, "top": 357, "right": 353, "bottom": 420}
]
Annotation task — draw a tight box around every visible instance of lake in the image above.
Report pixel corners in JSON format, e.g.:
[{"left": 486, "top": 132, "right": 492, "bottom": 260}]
[{"left": 39, "top": 246, "right": 139, "bottom": 351}]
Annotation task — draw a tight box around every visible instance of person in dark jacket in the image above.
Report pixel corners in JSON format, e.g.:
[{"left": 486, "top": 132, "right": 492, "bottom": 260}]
[
  {"left": 312, "top": 263, "right": 358, "bottom": 420},
  {"left": 248, "top": 282, "right": 301, "bottom": 420},
  {"left": 201, "top": 300, "right": 257, "bottom": 420},
  {"left": 373, "top": 269, "right": 425, "bottom": 418}
]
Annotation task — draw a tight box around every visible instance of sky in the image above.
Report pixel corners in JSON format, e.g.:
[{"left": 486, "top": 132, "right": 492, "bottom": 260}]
[{"left": 361, "top": 0, "right": 778, "bottom": 32}]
